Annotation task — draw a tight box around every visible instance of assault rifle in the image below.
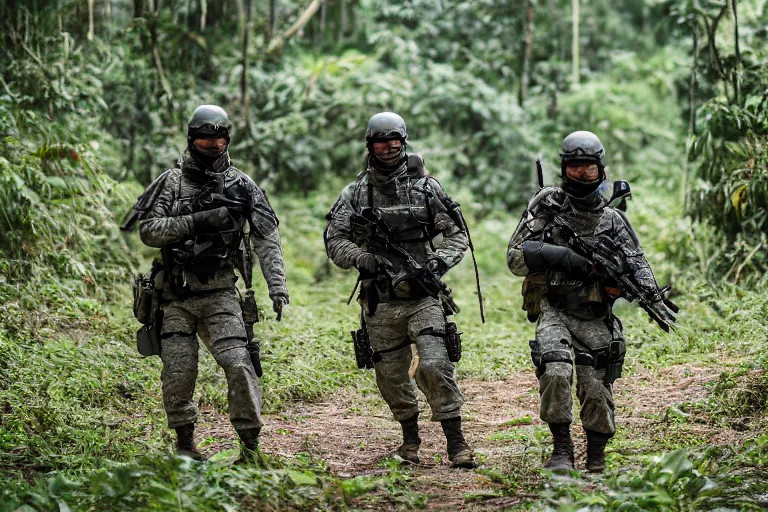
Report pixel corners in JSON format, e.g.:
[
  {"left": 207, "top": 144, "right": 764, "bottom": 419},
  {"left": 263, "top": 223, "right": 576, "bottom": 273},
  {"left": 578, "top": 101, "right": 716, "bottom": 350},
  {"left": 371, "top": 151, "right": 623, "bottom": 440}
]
[
  {"left": 542, "top": 181, "right": 678, "bottom": 332},
  {"left": 350, "top": 207, "right": 460, "bottom": 315}
]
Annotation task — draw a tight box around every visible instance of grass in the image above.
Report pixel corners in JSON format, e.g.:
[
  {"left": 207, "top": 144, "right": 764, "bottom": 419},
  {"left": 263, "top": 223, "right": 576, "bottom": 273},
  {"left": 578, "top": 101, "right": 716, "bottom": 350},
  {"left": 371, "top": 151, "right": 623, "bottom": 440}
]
[{"left": 3, "top": 173, "right": 768, "bottom": 509}]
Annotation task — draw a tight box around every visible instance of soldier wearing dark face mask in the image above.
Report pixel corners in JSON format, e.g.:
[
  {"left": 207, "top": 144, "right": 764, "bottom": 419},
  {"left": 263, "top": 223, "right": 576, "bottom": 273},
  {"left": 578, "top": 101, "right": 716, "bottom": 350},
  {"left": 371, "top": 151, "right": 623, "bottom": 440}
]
[
  {"left": 324, "top": 112, "right": 477, "bottom": 469},
  {"left": 506, "top": 131, "right": 675, "bottom": 473},
  {"left": 135, "top": 105, "right": 289, "bottom": 464}
]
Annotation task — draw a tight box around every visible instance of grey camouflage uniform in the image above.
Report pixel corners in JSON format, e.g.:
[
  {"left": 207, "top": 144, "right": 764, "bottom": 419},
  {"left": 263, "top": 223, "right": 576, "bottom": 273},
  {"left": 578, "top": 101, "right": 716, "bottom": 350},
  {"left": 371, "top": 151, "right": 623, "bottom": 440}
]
[
  {"left": 140, "top": 152, "right": 287, "bottom": 430},
  {"left": 507, "top": 186, "right": 658, "bottom": 434},
  {"left": 325, "top": 156, "right": 468, "bottom": 421}
]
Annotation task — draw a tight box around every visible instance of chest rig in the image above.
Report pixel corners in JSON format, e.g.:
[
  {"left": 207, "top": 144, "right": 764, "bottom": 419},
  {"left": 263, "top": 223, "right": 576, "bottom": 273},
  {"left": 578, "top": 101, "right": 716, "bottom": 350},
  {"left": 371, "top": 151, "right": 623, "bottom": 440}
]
[
  {"left": 352, "top": 156, "right": 438, "bottom": 250},
  {"left": 169, "top": 168, "right": 247, "bottom": 274},
  {"left": 540, "top": 191, "right": 613, "bottom": 316}
]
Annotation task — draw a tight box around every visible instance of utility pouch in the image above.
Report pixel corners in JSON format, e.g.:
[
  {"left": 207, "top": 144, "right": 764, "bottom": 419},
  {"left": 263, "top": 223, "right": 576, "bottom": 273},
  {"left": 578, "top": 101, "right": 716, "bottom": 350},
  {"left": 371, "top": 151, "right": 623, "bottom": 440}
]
[
  {"left": 136, "top": 309, "right": 163, "bottom": 357},
  {"left": 445, "top": 321, "right": 462, "bottom": 363},
  {"left": 522, "top": 273, "right": 548, "bottom": 323},
  {"left": 245, "top": 339, "right": 263, "bottom": 378},
  {"left": 529, "top": 339, "right": 542, "bottom": 368},
  {"left": 240, "top": 290, "right": 260, "bottom": 325},
  {"left": 352, "top": 327, "right": 375, "bottom": 370},
  {"left": 132, "top": 273, "right": 158, "bottom": 325},
  {"left": 604, "top": 339, "right": 625, "bottom": 385}
]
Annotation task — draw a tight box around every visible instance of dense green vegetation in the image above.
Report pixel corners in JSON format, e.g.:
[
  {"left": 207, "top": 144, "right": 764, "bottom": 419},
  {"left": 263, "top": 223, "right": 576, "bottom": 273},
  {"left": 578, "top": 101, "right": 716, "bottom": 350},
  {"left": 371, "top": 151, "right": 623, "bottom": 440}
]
[{"left": 1, "top": 0, "right": 767, "bottom": 510}]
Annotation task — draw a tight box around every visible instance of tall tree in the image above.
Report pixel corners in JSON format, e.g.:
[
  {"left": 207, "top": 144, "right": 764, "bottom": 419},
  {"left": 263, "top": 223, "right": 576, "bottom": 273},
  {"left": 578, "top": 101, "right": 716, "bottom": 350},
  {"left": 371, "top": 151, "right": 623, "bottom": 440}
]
[
  {"left": 571, "top": 0, "right": 579, "bottom": 86},
  {"left": 519, "top": 0, "right": 536, "bottom": 106}
]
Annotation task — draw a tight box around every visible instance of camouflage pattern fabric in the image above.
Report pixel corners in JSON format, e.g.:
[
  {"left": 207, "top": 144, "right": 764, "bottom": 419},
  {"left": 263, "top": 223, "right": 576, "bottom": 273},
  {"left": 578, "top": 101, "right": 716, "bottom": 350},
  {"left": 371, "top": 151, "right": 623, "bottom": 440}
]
[
  {"left": 507, "top": 187, "right": 655, "bottom": 434},
  {"left": 535, "top": 298, "right": 620, "bottom": 434},
  {"left": 364, "top": 297, "right": 463, "bottom": 421},
  {"left": 139, "top": 151, "right": 286, "bottom": 430},
  {"left": 160, "top": 289, "right": 262, "bottom": 430},
  {"left": 140, "top": 151, "right": 288, "bottom": 300},
  {"left": 325, "top": 155, "right": 468, "bottom": 422}
]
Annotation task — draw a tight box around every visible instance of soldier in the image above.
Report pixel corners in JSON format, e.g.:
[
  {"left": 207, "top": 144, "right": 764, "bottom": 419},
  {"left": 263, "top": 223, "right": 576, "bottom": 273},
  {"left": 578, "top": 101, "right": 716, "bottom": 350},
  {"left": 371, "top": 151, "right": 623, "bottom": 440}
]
[
  {"left": 136, "top": 105, "right": 289, "bottom": 463},
  {"left": 506, "top": 131, "right": 676, "bottom": 473},
  {"left": 324, "top": 112, "right": 476, "bottom": 469}
]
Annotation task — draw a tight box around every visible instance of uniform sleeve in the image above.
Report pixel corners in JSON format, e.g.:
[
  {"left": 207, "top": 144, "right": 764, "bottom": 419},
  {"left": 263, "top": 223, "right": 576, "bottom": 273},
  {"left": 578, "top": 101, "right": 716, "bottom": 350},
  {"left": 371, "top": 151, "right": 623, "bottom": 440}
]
[
  {"left": 245, "top": 178, "right": 287, "bottom": 299},
  {"left": 324, "top": 183, "right": 365, "bottom": 269},
  {"left": 139, "top": 171, "right": 194, "bottom": 248},
  {"left": 426, "top": 178, "right": 468, "bottom": 270},
  {"left": 250, "top": 231, "right": 288, "bottom": 299},
  {"left": 506, "top": 193, "right": 553, "bottom": 277},
  {"left": 605, "top": 210, "right": 660, "bottom": 294}
]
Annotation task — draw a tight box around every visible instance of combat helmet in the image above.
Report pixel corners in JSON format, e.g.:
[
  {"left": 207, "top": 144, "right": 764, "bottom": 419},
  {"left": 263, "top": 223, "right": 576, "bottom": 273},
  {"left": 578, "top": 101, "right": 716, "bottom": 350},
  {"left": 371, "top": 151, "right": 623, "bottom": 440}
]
[
  {"left": 559, "top": 130, "right": 606, "bottom": 198},
  {"left": 365, "top": 112, "right": 408, "bottom": 170}
]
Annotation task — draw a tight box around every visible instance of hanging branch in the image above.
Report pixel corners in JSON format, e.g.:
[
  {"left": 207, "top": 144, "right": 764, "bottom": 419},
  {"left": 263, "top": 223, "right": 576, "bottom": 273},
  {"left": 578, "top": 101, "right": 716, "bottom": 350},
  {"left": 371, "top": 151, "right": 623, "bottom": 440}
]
[
  {"left": 730, "top": 0, "right": 742, "bottom": 104},
  {"left": 87, "top": 0, "right": 95, "bottom": 40},
  {"left": 267, "top": 0, "right": 324, "bottom": 55},
  {"left": 148, "top": 0, "right": 173, "bottom": 107}
]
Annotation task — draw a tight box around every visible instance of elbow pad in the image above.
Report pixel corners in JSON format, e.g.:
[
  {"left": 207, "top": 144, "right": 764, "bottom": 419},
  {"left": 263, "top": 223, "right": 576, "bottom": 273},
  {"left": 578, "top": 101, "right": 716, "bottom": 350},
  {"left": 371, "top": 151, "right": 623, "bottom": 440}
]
[{"left": 521, "top": 241, "right": 593, "bottom": 278}]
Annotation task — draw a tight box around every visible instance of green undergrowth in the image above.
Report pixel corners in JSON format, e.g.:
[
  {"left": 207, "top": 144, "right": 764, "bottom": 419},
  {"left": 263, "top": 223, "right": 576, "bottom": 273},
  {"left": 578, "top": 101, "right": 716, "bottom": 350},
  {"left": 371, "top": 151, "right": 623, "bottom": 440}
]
[{"left": 0, "top": 451, "right": 421, "bottom": 512}]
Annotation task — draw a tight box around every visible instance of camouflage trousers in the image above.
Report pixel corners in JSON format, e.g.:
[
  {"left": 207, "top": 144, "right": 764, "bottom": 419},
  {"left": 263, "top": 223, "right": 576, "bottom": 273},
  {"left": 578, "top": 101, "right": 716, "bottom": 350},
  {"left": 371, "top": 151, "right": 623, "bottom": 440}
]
[
  {"left": 160, "top": 288, "right": 263, "bottom": 431},
  {"left": 532, "top": 299, "right": 624, "bottom": 434},
  {"left": 364, "top": 296, "right": 464, "bottom": 422}
]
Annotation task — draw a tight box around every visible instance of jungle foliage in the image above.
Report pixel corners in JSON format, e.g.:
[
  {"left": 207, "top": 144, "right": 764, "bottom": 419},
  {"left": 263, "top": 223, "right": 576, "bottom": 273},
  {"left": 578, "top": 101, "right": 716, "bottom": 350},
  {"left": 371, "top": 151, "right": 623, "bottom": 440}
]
[{"left": 1, "top": 0, "right": 768, "bottom": 510}]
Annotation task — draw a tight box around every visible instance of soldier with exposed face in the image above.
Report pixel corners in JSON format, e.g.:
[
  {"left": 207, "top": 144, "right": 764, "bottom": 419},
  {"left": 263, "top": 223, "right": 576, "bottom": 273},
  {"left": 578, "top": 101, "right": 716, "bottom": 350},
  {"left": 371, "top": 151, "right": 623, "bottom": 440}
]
[
  {"left": 324, "top": 112, "right": 476, "bottom": 468},
  {"left": 134, "top": 105, "right": 289, "bottom": 463},
  {"left": 507, "top": 131, "right": 676, "bottom": 473}
]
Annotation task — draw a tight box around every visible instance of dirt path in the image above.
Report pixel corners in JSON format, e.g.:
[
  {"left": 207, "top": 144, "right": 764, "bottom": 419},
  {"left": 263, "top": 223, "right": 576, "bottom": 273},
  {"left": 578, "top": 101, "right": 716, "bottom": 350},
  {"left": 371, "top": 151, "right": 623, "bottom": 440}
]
[{"left": 197, "top": 364, "right": 738, "bottom": 511}]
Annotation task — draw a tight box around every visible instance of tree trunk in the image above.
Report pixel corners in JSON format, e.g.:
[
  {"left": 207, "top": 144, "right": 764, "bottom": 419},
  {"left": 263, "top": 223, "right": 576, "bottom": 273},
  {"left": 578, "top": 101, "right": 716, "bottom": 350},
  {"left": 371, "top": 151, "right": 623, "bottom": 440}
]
[
  {"left": 320, "top": 0, "right": 327, "bottom": 39},
  {"left": 338, "top": 0, "right": 347, "bottom": 44},
  {"left": 134, "top": 0, "right": 144, "bottom": 17},
  {"left": 571, "top": 0, "right": 579, "bottom": 86},
  {"left": 87, "top": 0, "right": 95, "bottom": 40},
  {"left": 518, "top": 0, "right": 535, "bottom": 107},
  {"left": 241, "top": 0, "right": 252, "bottom": 133},
  {"left": 200, "top": 0, "right": 207, "bottom": 30},
  {"left": 148, "top": 0, "right": 173, "bottom": 107},
  {"left": 689, "top": 26, "right": 698, "bottom": 135},
  {"left": 730, "top": 0, "right": 741, "bottom": 104}
]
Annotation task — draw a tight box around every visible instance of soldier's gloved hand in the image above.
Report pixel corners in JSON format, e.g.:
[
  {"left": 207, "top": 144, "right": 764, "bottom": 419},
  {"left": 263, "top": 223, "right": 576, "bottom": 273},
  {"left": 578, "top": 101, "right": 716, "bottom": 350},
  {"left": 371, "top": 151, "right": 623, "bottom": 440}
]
[
  {"left": 272, "top": 295, "right": 289, "bottom": 322},
  {"left": 521, "top": 240, "right": 594, "bottom": 279},
  {"left": 426, "top": 257, "right": 447, "bottom": 277},
  {"left": 354, "top": 252, "right": 392, "bottom": 274},
  {"left": 190, "top": 206, "right": 234, "bottom": 234}
]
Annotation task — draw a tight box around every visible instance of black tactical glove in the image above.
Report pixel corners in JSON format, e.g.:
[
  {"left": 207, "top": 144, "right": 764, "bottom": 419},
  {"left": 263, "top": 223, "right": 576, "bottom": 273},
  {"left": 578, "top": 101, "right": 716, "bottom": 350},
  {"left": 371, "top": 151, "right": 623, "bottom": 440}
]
[
  {"left": 354, "top": 252, "right": 392, "bottom": 274},
  {"left": 521, "top": 241, "right": 594, "bottom": 279},
  {"left": 426, "top": 257, "right": 447, "bottom": 277},
  {"left": 272, "top": 295, "right": 289, "bottom": 322},
  {"left": 190, "top": 206, "right": 234, "bottom": 234}
]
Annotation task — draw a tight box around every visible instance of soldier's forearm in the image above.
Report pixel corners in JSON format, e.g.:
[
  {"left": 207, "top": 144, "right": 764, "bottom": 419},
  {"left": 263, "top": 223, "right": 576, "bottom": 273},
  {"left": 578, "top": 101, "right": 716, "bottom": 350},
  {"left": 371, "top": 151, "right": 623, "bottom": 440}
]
[
  {"left": 139, "top": 215, "right": 194, "bottom": 247},
  {"left": 326, "top": 238, "right": 365, "bottom": 269},
  {"left": 252, "top": 231, "right": 288, "bottom": 296},
  {"left": 436, "top": 229, "right": 468, "bottom": 270}
]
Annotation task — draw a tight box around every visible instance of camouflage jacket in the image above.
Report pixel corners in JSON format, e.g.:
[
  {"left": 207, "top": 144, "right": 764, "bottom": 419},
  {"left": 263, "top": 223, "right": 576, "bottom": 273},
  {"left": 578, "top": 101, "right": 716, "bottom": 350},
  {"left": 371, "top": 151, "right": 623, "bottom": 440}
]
[
  {"left": 507, "top": 186, "right": 658, "bottom": 318},
  {"left": 139, "top": 152, "right": 288, "bottom": 300},
  {"left": 324, "top": 155, "right": 468, "bottom": 300}
]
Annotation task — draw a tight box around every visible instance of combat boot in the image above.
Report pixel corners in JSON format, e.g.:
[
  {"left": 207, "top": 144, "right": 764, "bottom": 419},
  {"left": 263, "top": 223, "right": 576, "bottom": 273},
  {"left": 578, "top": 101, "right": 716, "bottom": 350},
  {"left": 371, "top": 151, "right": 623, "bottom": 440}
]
[
  {"left": 235, "top": 427, "right": 262, "bottom": 465},
  {"left": 395, "top": 413, "right": 421, "bottom": 464},
  {"left": 441, "top": 417, "right": 476, "bottom": 469},
  {"left": 544, "top": 423, "right": 574, "bottom": 472},
  {"left": 175, "top": 423, "right": 205, "bottom": 461},
  {"left": 585, "top": 429, "right": 612, "bottom": 473}
]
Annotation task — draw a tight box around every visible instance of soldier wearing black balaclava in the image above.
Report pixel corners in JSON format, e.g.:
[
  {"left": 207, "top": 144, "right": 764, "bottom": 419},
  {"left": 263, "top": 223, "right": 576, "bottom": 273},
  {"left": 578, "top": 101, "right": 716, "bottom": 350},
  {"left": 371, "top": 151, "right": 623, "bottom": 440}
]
[
  {"left": 137, "top": 105, "right": 289, "bottom": 463},
  {"left": 324, "top": 112, "right": 476, "bottom": 469},
  {"left": 506, "top": 131, "right": 675, "bottom": 473}
]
